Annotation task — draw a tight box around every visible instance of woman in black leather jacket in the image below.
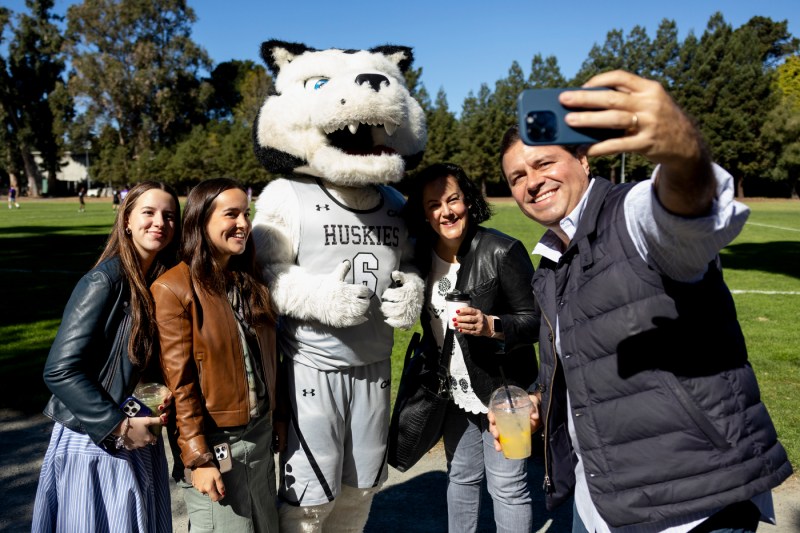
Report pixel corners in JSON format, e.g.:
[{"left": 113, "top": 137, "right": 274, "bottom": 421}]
[
  {"left": 32, "top": 181, "right": 180, "bottom": 533},
  {"left": 402, "top": 163, "right": 538, "bottom": 533}
]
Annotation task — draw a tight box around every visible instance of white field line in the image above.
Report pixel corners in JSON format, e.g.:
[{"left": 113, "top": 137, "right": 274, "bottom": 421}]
[
  {"left": 746, "top": 222, "right": 800, "bottom": 232},
  {"left": 730, "top": 290, "right": 800, "bottom": 295}
]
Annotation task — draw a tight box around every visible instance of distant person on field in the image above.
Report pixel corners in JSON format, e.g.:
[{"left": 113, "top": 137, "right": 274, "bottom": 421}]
[
  {"left": 78, "top": 186, "right": 86, "bottom": 212},
  {"left": 492, "top": 69, "right": 792, "bottom": 532},
  {"left": 8, "top": 185, "right": 20, "bottom": 208},
  {"left": 32, "top": 181, "right": 181, "bottom": 532},
  {"left": 113, "top": 189, "right": 121, "bottom": 211}
]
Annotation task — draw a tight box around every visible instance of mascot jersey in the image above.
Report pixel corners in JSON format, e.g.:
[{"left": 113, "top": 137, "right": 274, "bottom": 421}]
[{"left": 281, "top": 177, "right": 407, "bottom": 371}]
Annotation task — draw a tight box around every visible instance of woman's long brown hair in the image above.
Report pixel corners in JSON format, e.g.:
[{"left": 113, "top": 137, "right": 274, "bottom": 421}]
[
  {"left": 181, "top": 178, "right": 274, "bottom": 326},
  {"left": 95, "top": 181, "right": 181, "bottom": 369}
]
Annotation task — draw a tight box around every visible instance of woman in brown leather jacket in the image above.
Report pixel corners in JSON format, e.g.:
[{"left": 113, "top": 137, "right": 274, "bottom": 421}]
[{"left": 152, "top": 178, "right": 280, "bottom": 532}]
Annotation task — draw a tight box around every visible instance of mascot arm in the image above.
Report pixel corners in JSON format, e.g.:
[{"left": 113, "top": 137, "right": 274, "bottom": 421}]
[
  {"left": 252, "top": 179, "right": 371, "bottom": 328},
  {"left": 379, "top": 238, "right": 424, "bottom": 330}
]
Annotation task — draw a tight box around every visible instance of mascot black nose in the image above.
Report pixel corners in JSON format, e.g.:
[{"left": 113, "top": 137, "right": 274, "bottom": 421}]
[{"left": 355, "top": 73, "right": 389, "bottom": 92}]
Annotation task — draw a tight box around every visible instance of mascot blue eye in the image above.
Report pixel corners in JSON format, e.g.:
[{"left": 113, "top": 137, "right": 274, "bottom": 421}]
[{"left": 305, "top": 77, "right": 329, "bottom": 90}]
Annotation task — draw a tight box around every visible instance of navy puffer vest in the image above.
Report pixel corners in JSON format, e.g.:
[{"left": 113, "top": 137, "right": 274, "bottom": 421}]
[{"left": 533, "top": 178, "right": 792, "bottom": 527}]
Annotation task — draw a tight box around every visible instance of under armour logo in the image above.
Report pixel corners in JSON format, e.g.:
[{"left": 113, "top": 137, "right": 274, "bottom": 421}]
[
  {"left": 302, "top": 389, "right": 316, "bottom": 397},
  {"left": 315, "top": 204, "right": 330, "bottom": 211}
]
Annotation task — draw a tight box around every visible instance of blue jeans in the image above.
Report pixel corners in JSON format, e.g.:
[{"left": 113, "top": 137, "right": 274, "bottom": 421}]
[
  {"left": 443, "top": 401, "right": 532, "bottom": 533},
  {"left": 572, "top": 500, "right": 760, "bottom": 533}
]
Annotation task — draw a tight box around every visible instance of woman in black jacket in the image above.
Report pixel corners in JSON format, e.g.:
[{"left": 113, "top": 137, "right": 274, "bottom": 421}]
[
  {"left": 33, "top": 181, "right": 180, "bottom": 533},
  {"left": 402, "top": 163, "right": 538, "bottom": 533}
]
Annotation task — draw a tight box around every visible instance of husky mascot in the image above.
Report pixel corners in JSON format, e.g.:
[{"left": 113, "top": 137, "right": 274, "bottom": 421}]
[{"left": 251, "top": 40, "right": 427, "bottom": 532}]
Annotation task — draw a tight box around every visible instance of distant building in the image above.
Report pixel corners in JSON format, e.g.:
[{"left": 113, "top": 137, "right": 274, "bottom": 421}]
[{"left": 31, "top": 151, "right": 109, "bottom": 196}]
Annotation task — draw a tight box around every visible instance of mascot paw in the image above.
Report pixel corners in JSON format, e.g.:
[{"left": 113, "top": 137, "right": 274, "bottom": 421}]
[
  {"left": 380, "top": 271, "right": 424, "bottom": 330},
  {"left": 320, "top": 261, "right": 370, "bottom": 328}
]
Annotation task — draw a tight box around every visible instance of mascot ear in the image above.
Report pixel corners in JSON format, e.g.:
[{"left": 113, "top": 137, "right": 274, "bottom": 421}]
[
  {"left": 370, "top": 45, "right": 414, "bottom": 73},
  {"left": 260, "top": 40, "right": 315, "bottom": 75}
]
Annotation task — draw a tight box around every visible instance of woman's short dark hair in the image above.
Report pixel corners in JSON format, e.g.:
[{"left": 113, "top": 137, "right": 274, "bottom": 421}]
[{"left": 402, "top": 163, "right": 493, "bottom": 240}]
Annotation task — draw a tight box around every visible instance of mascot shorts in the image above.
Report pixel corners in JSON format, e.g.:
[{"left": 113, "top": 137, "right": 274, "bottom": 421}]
[{"left": 279, "top": 358, "right": 391, "bottom": 506}]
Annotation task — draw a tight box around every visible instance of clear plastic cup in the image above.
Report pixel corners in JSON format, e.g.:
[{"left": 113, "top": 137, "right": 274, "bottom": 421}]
[
  {"left": 134, "top": 382, "right": 169, "bottom": 436},
  {"left": 489, "top": 385, "right": 532, "bottom": 459},
  {"left": 445, "top": 290, "right": 471, "bottom": 330}
]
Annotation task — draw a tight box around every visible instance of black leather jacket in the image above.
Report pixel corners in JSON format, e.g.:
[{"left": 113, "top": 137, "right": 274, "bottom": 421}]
[
  {"left": 42, "top": 256, "right": 141, "bottom": 451},
  {"left": 416, "top": 225, "right": 539, "bottom": 403}
]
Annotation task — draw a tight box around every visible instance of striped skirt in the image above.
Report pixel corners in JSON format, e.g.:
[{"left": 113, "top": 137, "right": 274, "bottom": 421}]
[{"left": 32, "top": 422, "right": 171, "bottom": 533}]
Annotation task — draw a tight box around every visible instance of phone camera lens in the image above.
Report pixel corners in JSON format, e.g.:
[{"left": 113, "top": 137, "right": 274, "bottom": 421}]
[{"left": 526, "top": 111, "right": 557, "bottom": 142}]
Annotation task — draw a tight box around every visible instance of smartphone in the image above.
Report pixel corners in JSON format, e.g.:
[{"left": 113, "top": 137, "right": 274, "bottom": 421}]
[
  {"left": 213, "top": 443, "right": 233, "bottom": 474},
  {"left": 517, "top": 87, "right": 623, "bottom": 146},
  {"left": 120, "top": 396, "right": 153, "bottom": 418}
]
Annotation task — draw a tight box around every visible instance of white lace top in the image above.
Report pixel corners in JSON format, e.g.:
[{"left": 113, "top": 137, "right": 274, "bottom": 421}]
[{"left": 426, "top": 252, "right": 488, "bottom": 415}]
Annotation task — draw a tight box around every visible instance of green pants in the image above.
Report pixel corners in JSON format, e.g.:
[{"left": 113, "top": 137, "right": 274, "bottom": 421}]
[{"left": 181, "top": 413, "right": 279, "bottom": 533}]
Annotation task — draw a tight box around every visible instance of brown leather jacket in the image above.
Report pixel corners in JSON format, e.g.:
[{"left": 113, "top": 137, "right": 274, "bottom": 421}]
[{"left": 151, "top": 262, "right": 277, "bottom": 468}]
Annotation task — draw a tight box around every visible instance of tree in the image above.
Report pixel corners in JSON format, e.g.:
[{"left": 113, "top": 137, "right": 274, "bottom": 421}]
[
  {"left": 681, "top": 14, "right": 798, "bottom": 196},
  {"left": 762, "top": 98, "right": 800, "bottom": 197},
  {"left": 571, "top": 26, "right": 656, "bottom": 182},
  {"left": 762, "top": 56, "right": 800, "bottom": 197},
  {"left": 572, "top": 29, "right": 626, "bottom": 84},
  {"left": 0, "top": 0, "right": 69, "bottom": 196},
  {"left": 528, "top": 54, "right": 566, "bottom": 88},
  {"left": 158, "top": 59, "right": 273, "bottom": 191},
  {"left": 417, "top": 87, "right": 459, "bottom": 171},
  {"left": 651, "top": 19, "right": 682, "bottom": 86},
  {"left": 456, "top": 84, "right": 497, "bottom": 194},
  {"left": 775, "top": 55, "right": 800, "bottom": 105},
  {"left": 64, "top": 0, "right": 211, "bottom": 182}
]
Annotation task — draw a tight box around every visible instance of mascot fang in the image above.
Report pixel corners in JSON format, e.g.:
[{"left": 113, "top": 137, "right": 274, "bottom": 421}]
[{"left": 251, "top": 40, "right": 426, "bottom": 532}]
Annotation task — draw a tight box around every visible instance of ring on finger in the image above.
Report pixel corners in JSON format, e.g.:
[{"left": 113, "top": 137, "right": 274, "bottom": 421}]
[{"left": 628, "top": 113, "right": 639, "bottom": 134}]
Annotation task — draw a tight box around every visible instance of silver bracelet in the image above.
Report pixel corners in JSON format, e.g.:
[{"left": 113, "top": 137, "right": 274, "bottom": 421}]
[{"left": 114, "top": 418, "right": 131, "bottom": 450}]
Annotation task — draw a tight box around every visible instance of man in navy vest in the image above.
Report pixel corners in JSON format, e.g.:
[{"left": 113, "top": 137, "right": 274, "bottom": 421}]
[{"left": 495, "top": 70, "right": 792, "bottom": 533}]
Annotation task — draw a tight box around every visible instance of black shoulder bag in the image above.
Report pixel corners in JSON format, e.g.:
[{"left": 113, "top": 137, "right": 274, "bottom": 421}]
[{"left": 387, "top": 328, "right": 454, "bottom": 472}]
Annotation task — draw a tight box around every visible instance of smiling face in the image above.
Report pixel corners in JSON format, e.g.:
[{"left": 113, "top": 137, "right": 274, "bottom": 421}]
[
  {"left": 205, "top": 188, "right": 251, "bottom": 267},
  {"left": 125, "top": 189, "right": 177, "bottom": 269},
  {"left": 422, "top": 175, "right": 470, "bottom": 260},
  {"left": 502, "top": 140, "right": 591, "bottom": 242}
]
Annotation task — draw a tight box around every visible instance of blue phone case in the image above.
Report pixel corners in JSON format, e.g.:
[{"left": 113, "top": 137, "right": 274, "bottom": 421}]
[
  {"left": 517, "top": 88, "right": 624, "bottom": 146},
  {"left": 120, "top": 396, "right": 152, "bottom": 418}
]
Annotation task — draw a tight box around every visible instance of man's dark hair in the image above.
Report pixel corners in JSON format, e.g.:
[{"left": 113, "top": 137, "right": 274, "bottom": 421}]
[{"left": 499, "top": 124, "right": 586, "bottom": 179}]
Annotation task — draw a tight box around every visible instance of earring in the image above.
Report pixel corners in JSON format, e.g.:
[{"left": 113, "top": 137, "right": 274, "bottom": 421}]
[{"left": 125, "top": 228, "right": 132, "bottom": 235}]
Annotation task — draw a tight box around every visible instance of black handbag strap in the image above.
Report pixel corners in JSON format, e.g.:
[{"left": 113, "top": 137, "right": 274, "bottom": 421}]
[{"left": 436, "top": 328, "right": 456, "bottom": 397}]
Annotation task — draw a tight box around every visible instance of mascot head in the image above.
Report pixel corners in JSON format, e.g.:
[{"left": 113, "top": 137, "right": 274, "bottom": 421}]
[{"left": 253, "top": 40, "right": 427, "bottom": 186}]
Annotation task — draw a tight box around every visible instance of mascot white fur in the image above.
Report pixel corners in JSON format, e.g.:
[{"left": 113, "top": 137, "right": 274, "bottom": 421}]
[{"left": 251, "top": 40, "right": 427, "bottom": 532}]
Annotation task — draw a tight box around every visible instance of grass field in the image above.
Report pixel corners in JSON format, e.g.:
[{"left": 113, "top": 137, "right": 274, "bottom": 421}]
[{"left": 1, "top": 196, "right": 798, "bottom": 468}]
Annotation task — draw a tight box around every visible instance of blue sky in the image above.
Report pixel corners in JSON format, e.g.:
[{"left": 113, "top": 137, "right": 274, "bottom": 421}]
[{"left": 4, "top": 0, "right": 799, "bottom": 112}]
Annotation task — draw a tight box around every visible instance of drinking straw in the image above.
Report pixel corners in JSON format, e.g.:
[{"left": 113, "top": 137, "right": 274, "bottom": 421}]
[{"left": 498, "top": 367, "right": 514, "bottom": 408}]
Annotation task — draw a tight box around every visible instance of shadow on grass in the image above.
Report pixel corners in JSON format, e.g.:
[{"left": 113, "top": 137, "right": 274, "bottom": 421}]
[
  {"left": 0, "top": 345, "right": 53, "bottom": 414},
  {"left": 721, "top": 241, "right": 800, "bottom": 279},
  {"left": 0, "top": 232, "right": 107, "bottom": 275},
  {"left": 1, "top": 245, "right": 97, "bottom": 414}
]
